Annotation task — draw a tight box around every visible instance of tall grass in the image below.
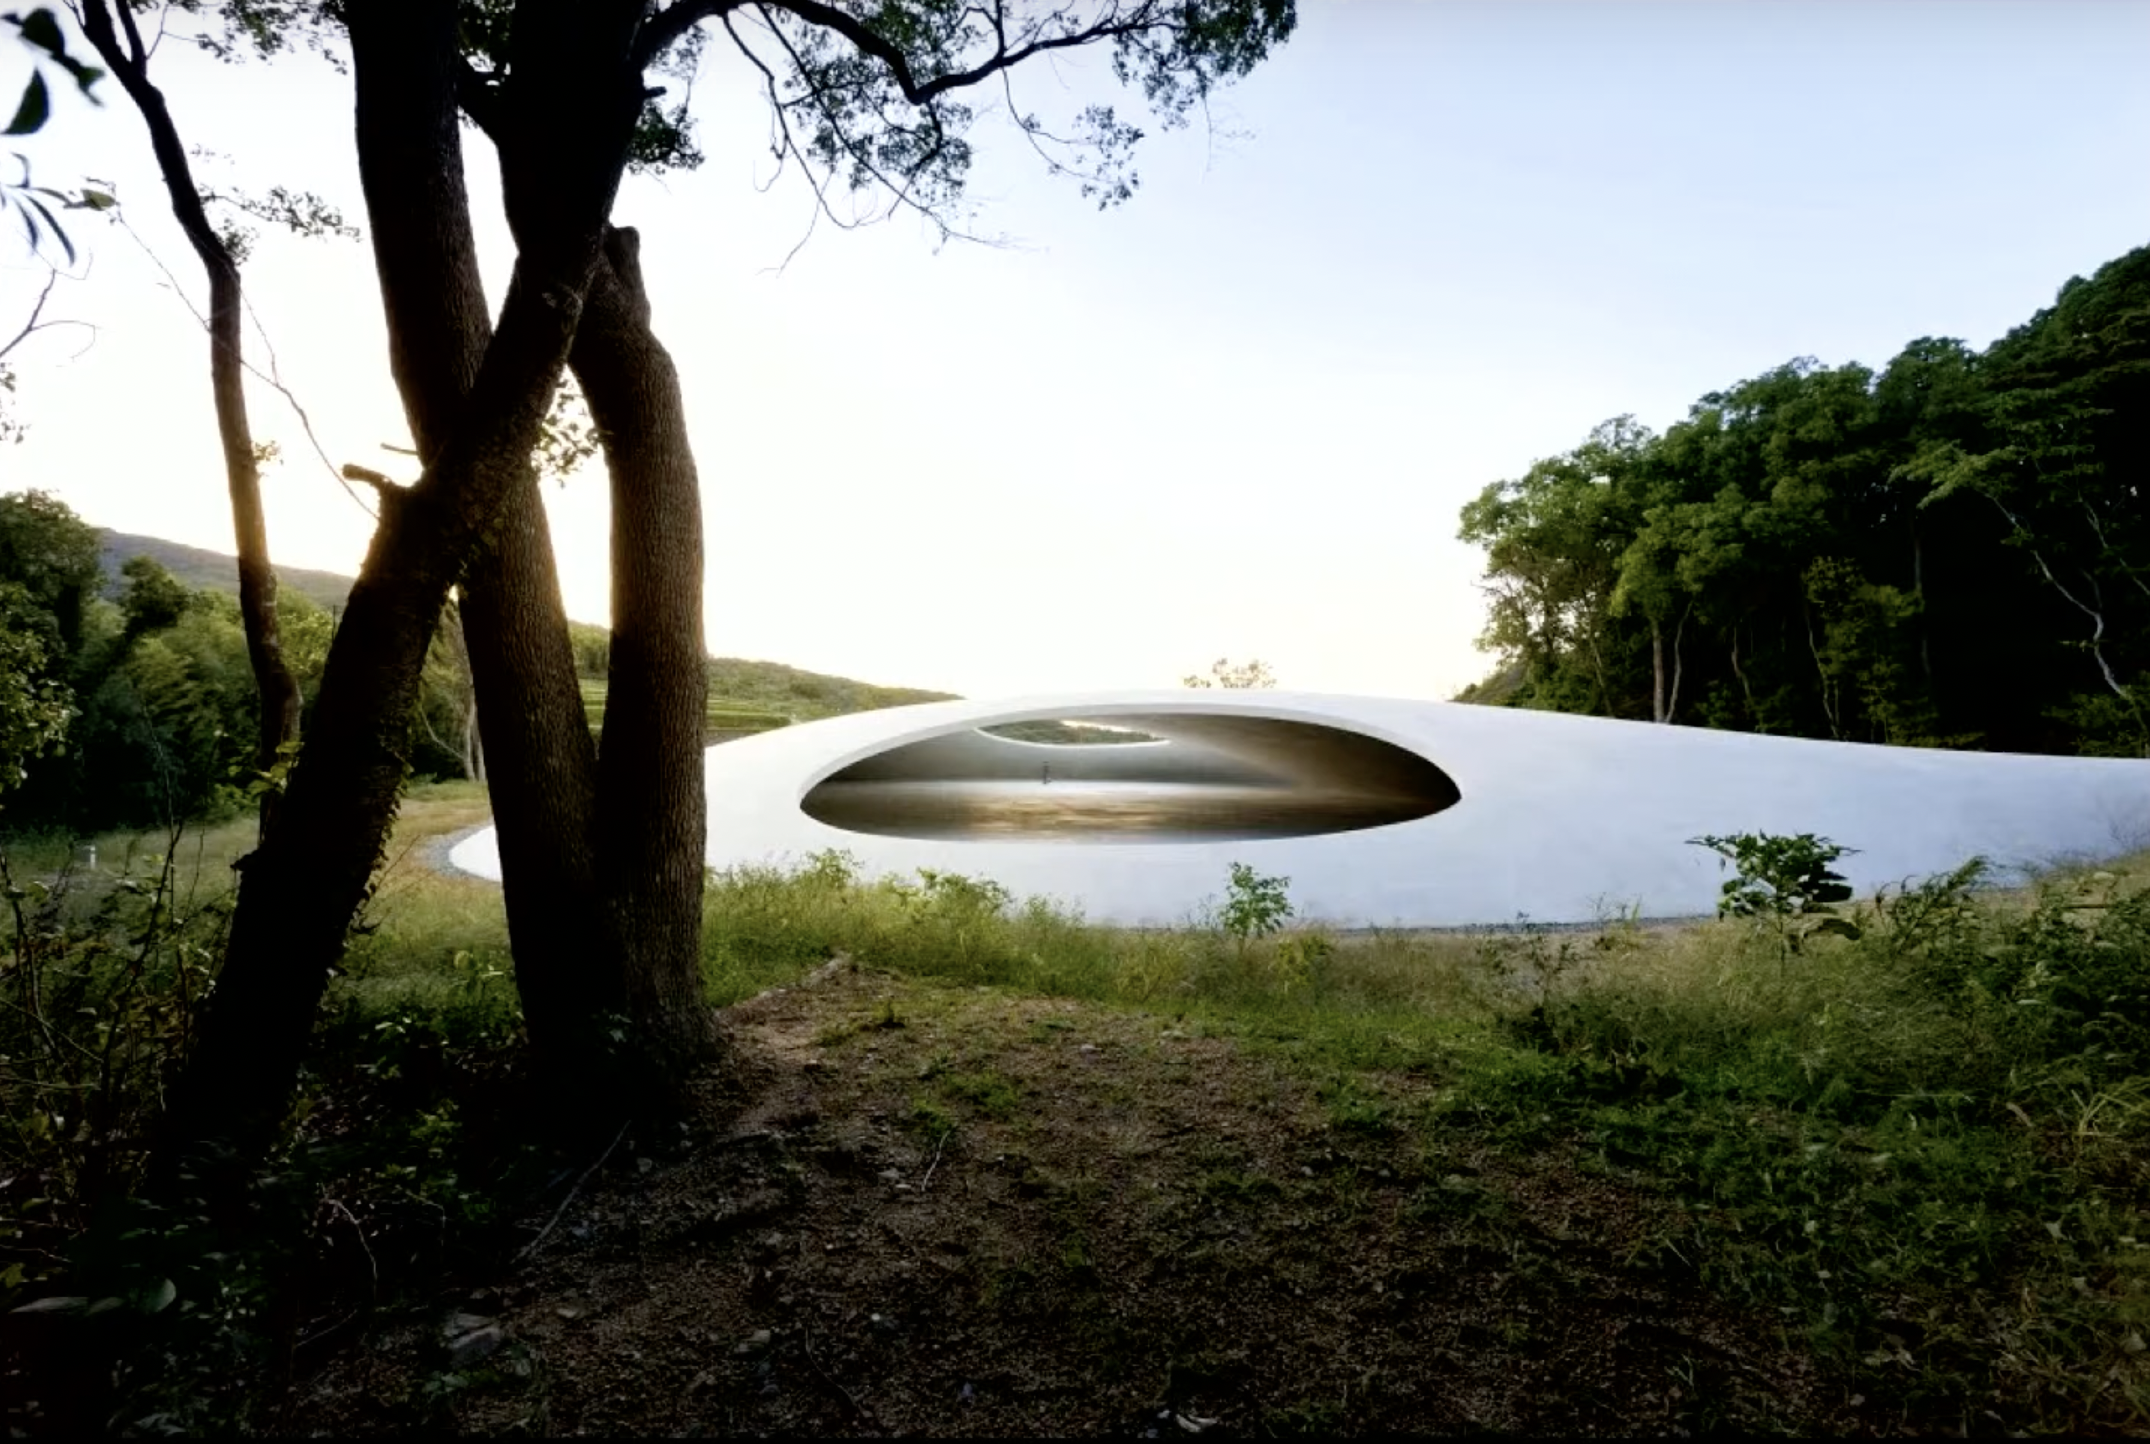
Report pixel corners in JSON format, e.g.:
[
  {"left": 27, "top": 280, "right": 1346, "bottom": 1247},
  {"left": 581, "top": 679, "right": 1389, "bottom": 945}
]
[
  {"left": 1467, "top": 863, "right": 2150, "bottom": 1432},
  {"left": 700, "top": 847, "right": 2150, "bottom": 1431},
  {"left": 699, "top": 849, "right": 1497, "bottom": 1062},
  {"left": 6, "top": 798, "right": 2144, "bottom": 1433}
]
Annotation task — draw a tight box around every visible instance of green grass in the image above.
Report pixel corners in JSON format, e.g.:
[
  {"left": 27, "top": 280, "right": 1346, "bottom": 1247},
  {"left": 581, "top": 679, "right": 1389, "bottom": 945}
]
[
  {"left": 574, "top": 678, "right": 795, "bottom": 740},
  {"left": 575, "top": 658, "right": 955, "bottom": 738},
  {"left": 695, "top": 845, "right": 2150, "bottom": 1432},
  {"left": 8, "top": 798, "right": 2147, "bottom": 1433}
]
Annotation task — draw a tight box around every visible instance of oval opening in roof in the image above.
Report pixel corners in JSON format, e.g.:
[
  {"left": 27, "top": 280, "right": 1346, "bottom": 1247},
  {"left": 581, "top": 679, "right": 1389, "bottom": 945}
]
[
  {"left": 978, "top": 719, "right": 1159, "bottom": 745},
  {"left": 801, "top": 712, "right": 1461, "bottom": 843}
]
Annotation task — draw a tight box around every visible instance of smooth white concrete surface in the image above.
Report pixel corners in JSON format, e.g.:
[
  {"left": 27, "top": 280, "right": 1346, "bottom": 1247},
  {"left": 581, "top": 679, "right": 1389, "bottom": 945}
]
[{"left": 447, "top": 691, "right": 2150, "bottom": 927}]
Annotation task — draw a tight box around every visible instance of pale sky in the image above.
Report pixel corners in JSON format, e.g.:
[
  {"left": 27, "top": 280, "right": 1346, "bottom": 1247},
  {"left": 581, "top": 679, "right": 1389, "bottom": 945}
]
[{"left": 4, "top": 0, "right": 2146, "bottom": 700}]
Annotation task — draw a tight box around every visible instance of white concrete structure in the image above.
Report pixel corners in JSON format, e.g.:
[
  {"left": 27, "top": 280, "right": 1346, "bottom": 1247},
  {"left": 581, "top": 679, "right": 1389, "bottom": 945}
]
[{"left": 448, "top": 691, "right": 2150, "bottom": 928}]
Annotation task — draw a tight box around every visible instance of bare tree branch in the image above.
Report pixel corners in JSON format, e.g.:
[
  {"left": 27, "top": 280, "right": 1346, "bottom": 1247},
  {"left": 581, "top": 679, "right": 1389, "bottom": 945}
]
[
  {"left": 1986, "top": 491, "right": 2129, "bottom": 699},
  {"left": 0, "top": 265, "right": 64, "bottom": 363},
  {"left": 664, "top": 0, "right": 1168, "bottom": 105},
  {"left": 111, "top": 210, "right": 376, "bottom": 520}
]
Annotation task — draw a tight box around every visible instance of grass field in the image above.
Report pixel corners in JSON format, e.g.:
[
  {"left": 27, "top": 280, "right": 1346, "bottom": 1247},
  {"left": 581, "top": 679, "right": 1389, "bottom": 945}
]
[
  {"left": 573, "top": 678, "right": 794, "bottom": 741},
  {"left": 5, "top": 788, "right": 2147, "bottom": 1434}
]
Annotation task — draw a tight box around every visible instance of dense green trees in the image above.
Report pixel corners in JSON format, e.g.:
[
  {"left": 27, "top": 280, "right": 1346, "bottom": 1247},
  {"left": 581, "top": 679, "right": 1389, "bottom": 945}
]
[
  {"left": 1459, "top": 244, "right": 2150, "bottom": 757},
  {"left": 0, "top": 492, "right": 470, "bottom": 834}
]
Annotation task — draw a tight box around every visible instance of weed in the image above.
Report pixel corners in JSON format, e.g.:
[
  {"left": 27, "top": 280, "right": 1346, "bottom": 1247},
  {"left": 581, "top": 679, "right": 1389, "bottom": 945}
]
[
  {"left": 940, "top": 1069, "right": 1022, "bottom": 1119},
  {"left": 1194, "top": 1170, "right": 1281, "bottom": 1206},
  {"left": 1690, "top": 831, "right": 1862, "bottom": 954},
  {"left": 909, "top": 1097, "right": 957, "bottom": 1141}
]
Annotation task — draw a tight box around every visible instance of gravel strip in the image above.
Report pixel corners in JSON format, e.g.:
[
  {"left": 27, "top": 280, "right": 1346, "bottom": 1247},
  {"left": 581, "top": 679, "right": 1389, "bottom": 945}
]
[{"left": 407, "top": 822, "right": 498, "bottom": 884}]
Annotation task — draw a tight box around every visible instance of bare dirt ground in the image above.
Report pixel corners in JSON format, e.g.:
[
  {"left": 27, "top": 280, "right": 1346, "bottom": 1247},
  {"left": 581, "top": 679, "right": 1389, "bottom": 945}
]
[{"left": 279, "top": 961, "right": 1853, "bottom": 1437}]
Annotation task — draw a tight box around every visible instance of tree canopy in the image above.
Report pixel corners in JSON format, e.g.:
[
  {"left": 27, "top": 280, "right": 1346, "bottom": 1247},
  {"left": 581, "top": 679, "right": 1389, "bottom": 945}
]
[{"left": 1457, "top": 243, "right": 2150, "bottom": 758}]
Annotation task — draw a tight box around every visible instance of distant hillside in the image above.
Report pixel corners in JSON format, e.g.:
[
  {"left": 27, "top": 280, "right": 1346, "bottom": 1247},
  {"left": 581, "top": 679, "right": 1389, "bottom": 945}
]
[
  {"left": 704, "top": 656, "right": 954, "bottom": 721},
  {"left": 99, "top": 531, "right": 958, "bottom": 726},
  {"left": 99, "top": 530, "right": 357, "bottom": 613}
]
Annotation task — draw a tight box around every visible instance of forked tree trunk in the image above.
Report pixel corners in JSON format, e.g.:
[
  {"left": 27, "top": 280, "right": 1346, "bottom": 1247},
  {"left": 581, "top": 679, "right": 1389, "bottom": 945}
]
[
  {"left": 351, "top": 0, "right": 715, "bottom": 1077},
  {"left": 146, "top": 307, "right": 589, "bottom": 1191},
  {"left": 77, "top": 0, "right": 301, "bottom": 838},
  {"left": 1650, "top": 605, "right": 1690, "bottom": 724},
  {"left": 347, "top": 0, "right": 616, "bottom": 1062},
  {"left": 146, "top": 0, "right": 647, "bottom": 1196}
]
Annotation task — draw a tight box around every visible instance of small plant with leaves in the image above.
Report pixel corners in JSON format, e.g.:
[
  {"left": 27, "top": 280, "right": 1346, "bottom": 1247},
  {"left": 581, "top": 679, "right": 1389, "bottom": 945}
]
[
  {"left": 800, "top": 847, "right": 861, "bottom": 891},
  {"left": 1272, "top": 930, "right": 1334, "bottom": 993},
  {"left": 901, "top": 868, "right": 1012, "bottom": 924},
  {"left": 1689, "top": 831, "right": 1861, "bottom": 953},
  {"left": 1218, "top": 862, "right": 1292, "bottom": 947}
]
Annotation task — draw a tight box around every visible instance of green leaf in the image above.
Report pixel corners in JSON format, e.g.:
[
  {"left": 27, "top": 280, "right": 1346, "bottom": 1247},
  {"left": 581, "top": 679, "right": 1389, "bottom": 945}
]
[
  {"left": 140, "top": 1276, "right": 176, "bottom": 1314},
  {"left": 19, "top": 191, "right": 71, "bottom": 263},
  {"left": 50, "top": 53, "right": 102, "bottom": 96},
  {"left": 5, "top": 71, "right": 50, "bottom": 136},
  {"left": 14, "top": 9, "right": 68, "bottom": 58},
  {"left": 74, "top": 187, "right": 114, "bottom": 211}
]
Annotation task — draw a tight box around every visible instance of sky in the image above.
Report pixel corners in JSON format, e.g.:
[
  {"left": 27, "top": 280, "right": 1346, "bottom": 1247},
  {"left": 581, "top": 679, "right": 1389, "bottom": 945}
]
[{"left": 3, "top": 0, "right": 2147, "bottom": 701}]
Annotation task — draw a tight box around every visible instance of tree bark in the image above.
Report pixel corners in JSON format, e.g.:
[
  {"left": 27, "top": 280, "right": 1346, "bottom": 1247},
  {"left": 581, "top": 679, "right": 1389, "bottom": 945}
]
[
  {"left": 1730, "top": 621, "right": 1757, "bottom": 719},
  {"left": 1584, "top": 631, "right": 1612, "bottom": 717},
  {"left": 457, "top": 493, "right": 620, "bottom": 1049},
  {"left": 1664, "top": 603, "right": 1689, "bottom": 726},
  {"left": 146, "top": 0, "right": 648, "bottom": 1195},
  {"left": 437, "top": 603, "right": 485, "bottom": 784},
  {"left": 76, "top": 0, "right": 300, "bottom": 838},
  {"left": 574, "top": 227, "right": 718, "bottom": 1068},
  {"left": 1650, "top": 619, "right": 1665, "bottom": 723},
  {"left": 353, "top": 0, "right": 715, "bottom": 1075},
  {"left": 346, "top": 0, "right": 616, "bottom": 1063},
  {"left": 1803, "top": 595, "right": 1842, "bottom": 739}
]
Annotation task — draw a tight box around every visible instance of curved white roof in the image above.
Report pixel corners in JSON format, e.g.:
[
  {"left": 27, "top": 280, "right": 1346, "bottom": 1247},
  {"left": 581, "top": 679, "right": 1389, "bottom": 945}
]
[{"left": 449, "top": 690, "right": 2150, "bottom": 927}]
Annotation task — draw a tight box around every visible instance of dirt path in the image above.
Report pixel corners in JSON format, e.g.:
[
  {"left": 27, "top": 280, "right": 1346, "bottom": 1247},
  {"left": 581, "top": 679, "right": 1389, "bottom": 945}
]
[{"left": 284, "top": 963, "right": 1850, "bottom": 1436}]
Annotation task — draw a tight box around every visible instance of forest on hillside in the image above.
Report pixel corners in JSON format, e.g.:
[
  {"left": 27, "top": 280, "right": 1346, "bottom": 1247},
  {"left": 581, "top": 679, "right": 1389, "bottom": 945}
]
[
  {"left": 0, "top": 498, "right": 956, "bottom": 837},
  {"left": 1457, "top": 243, "right": 2150, "bottom": 758},
  {"left": 0, "top": 494, "right": 476, "bottom": 834}
]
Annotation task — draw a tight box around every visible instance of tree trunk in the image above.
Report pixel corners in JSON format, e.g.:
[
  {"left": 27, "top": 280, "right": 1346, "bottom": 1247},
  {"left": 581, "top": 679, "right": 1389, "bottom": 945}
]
[
  {"left": 1730, "top": 621, "right": 1757, "bottom": 720},
  {"left": 77, "top": 0, "right": 300, "bottom": 839},
  {"left": 438, "top": 603, "right": 485, "bottom": 784},
  {"left": 147, "top": 322, "right": 584, "bottom": 1190},
  {"left": 458, "top": 492, "right": 620, "bottom": 1050},
  {"left": 1664, "top": 603, "right": 1689, "bottom": 726},
  {"left": 351, "top": 0, "right": 713, "bottom": 1076},
  {"left": 346, "top": 0, "right": 618, "bottom": 1065},
  {"left": 463, "top": 696, "right": 485, "bottom": 785},
  {"left": 1650, "top": 619, "right": 1666, "bottom": 723},
  {"left": 1584, "top": 631, "right": 1612, "bottom": 717},
  {"left": 573, "top": 227, "right": 718, "bottom": 1069},
  {"left": 146, "top": 0, "right": 647, "bottom": 1195},
  {"left": 1803, "top": 595, "right": 1842, "bottom": 739}
]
